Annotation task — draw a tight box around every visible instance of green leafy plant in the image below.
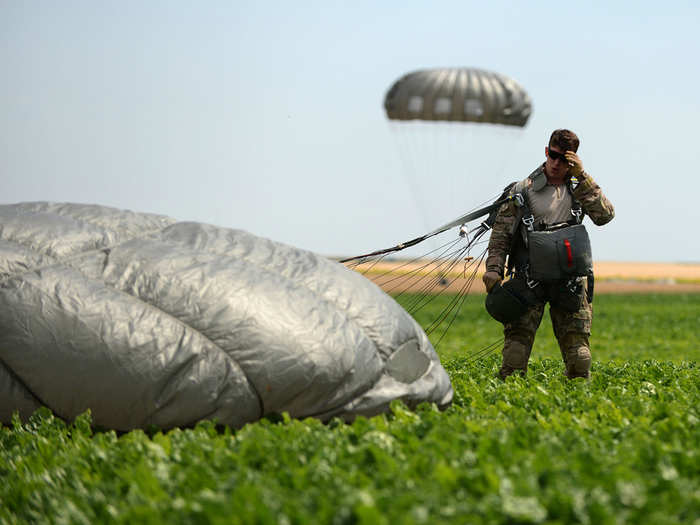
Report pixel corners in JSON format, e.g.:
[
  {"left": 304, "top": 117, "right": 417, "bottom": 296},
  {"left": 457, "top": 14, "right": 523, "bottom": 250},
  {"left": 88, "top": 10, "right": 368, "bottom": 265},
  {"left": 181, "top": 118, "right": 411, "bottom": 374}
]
[{"left": 1, "top": 294, "right": 698, "bottom": 524}]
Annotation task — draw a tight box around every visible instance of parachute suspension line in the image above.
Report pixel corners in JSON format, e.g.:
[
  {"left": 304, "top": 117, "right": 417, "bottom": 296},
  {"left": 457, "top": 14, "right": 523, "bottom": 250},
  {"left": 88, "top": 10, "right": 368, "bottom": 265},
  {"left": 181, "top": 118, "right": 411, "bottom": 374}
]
[
  {"left": 472, "top": 192, "right": 505, "bottom": 211},
  {"left": 427, "top": 247, "right": 487, "bottom": 345},
  {"left": 401, "top": 224, "right": 492, "bottom": 326},
  {"left": 450, "top": 124, "right": 472, "bottom": 215},
  {"left": 429, "top": 225, "right": 503, "bottom": 358},
  {"left": 403, "top": 223, "right": 490, "bottom": 309},
  {"left": 430, "top": 259, "right": 486, "bottom": 350},
  {"left": 438, "top": 123, "right": 479, "bottom": 223},
  {"left": 343, "top": 252, "right": 388, "bottom": 275},
  {"left": 341, "top": 208, "right": 500, "bottom": 338},
  {"left": 466, "top": 338, "right": 505, "bottom": 364},
  {"left": 403, "top": 225, "right": 489, "bottom": 312},
  {"left": 424, "top": 252, "right": 481, "bottom": 336},
  {"left": 339, "top": 191, "right": 512, "bottom": 264},
  {"left": 379, "top": 238, "right": 464, "bottom": 297},
  {"left": 357, "top": 235, "right": 462, "bottom": 281},
  {"left": 466, "top": 236, "right": 492, "bottom": 251},
  {"left": 388, "top": 122, "right": 433, "bottom": 234},
  {"left": 399, "top": 240, "right": 475, "bottom": 315},
  {"left": 391, "top": 249, "right": 466, "bottom": 313},
  {"left": 442, "top": 124, "right": 461, "bottom": 221}
]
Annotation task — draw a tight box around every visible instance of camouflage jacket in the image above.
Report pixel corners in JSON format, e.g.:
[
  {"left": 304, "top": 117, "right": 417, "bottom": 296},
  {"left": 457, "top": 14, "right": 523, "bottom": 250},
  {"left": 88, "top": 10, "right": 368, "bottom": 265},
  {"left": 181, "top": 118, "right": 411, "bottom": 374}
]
[{"left": 485, "top": 164, "right": 615, "bottom": 277}]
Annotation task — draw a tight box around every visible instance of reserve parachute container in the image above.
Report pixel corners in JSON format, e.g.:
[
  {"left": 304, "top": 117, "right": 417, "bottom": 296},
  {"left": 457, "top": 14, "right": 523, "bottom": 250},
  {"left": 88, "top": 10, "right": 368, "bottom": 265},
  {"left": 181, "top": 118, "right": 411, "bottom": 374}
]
[{"left": 0, "top": 202, "right": 453, "bottom": 430}]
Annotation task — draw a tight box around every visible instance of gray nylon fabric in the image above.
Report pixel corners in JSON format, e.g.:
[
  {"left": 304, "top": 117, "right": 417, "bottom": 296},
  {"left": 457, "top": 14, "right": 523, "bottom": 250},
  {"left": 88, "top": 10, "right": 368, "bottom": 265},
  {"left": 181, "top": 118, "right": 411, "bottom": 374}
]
[
  {"left": 0, "top": 202, "right": 453, "bottom": 430},
  {"left": 527, "top": 224, "right": 592, "bottom": 281},
  {"left": 384, "top": 68, "right": 532, "bottom": 126}
]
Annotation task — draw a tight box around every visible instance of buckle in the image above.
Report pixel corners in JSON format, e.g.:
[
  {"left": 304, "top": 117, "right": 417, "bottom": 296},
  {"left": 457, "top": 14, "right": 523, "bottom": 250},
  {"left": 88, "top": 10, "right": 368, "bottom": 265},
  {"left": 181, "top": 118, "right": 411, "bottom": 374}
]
[
  {"left": 566, "top": 278, "right": 580, "bottom": 294},
  {"left": 571, "top": 208, "right": 582, "bottom": 218},
  {"left": 522, "top": 215, "right": 535, "bottom": 229},
  {"left": 524, "top": 265, "right": 539, "bottom": 289}
]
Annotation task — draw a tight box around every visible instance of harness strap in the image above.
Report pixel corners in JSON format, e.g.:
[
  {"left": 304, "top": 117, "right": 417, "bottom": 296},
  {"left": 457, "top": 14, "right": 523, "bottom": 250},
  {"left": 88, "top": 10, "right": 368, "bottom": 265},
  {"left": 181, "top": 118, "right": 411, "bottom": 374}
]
[{"left": 567, "top": 178, "right": 583, "bottom": 225}]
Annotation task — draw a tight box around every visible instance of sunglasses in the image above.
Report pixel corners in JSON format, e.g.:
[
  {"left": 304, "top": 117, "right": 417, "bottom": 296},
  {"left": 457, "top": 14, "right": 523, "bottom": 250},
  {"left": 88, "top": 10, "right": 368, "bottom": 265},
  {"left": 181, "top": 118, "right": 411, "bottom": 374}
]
[{"left": 547, "top": 148, "right": 568, "bottom": 162}]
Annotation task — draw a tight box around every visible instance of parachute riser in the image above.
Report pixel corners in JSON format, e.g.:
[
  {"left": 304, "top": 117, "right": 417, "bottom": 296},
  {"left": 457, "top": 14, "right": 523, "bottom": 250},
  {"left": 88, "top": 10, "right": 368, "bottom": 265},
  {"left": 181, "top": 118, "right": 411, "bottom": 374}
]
[{"left": 340, "top": 190, "right": 516, "bottom": 264}]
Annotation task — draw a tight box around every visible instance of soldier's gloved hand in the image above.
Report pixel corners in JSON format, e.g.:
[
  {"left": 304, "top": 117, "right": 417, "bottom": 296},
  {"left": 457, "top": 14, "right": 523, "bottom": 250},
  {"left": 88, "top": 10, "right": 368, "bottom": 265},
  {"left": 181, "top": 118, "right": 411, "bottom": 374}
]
[
  {"left": 565, "top": 151, "right": 585, "bottom": 179},
  {"left": 483, "top": 271, "right": 502, "bottom": 293}
]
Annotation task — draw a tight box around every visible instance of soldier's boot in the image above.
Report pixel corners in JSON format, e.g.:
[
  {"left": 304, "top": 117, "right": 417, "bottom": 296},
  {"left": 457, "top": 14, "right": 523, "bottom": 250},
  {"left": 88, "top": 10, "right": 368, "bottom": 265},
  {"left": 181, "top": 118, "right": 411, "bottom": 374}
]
[
  {"left": 552, "top": 299, "right": 592, "bottom": 379},
  {"left": 562, "top": 334, "right": 591, "bottom": 379},
  {"left": 498, "top": 339, "right": 531, "bottom": 380}
]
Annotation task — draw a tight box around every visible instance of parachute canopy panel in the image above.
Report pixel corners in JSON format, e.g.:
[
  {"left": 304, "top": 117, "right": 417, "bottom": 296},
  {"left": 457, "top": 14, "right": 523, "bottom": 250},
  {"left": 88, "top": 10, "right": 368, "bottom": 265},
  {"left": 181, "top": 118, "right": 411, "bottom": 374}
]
[
  {"left": 384, "top": 68, "right": 532, "bottom": 126},
  {"left": 0, "top": 202, "right": 453, "bottom": 430}
]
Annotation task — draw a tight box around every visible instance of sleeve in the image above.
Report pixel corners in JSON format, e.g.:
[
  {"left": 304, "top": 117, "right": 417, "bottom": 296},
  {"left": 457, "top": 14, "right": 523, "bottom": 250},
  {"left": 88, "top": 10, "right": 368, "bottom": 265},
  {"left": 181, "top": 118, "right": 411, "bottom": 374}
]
[
  {"left": 485, "top": 201, "right": 517, "bottom": 277},
  {"left": 573, "top": 172, "right": 615, "bottom": 226}
]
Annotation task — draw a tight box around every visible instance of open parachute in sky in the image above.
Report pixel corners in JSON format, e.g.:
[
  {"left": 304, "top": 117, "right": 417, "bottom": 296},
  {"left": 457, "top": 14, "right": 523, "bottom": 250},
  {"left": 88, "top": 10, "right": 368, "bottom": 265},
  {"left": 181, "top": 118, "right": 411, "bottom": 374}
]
[
  {"left": 384, "top": 67, "right": 532, "bottom": 125},
  {"left": 384, "top": 67, "right": 532, "bottom": 231},
  {"left": 0, "top": 202, "right": 453, "bottom": 430}
]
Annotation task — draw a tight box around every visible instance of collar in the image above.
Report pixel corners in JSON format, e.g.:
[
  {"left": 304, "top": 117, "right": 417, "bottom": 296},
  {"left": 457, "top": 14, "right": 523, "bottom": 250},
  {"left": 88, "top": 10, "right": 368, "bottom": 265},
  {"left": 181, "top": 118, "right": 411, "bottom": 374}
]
[
  {"left": 527, "top": 164, "right": 548, "bottom": 192},
  {"left": 529, "top": 163, "right": 571, "bottom": 190}
]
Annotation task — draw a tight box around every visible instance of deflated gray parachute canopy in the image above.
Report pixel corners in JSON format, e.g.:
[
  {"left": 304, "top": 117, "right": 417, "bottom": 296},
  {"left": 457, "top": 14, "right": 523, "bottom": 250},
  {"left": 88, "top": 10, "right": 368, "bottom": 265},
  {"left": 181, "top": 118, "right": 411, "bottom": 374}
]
[
  {"left": 384, "top": 67, "right": 532, "bottom": 126},
  {"left": 0, "top": 203, "right": 453, "bottom": 430}
]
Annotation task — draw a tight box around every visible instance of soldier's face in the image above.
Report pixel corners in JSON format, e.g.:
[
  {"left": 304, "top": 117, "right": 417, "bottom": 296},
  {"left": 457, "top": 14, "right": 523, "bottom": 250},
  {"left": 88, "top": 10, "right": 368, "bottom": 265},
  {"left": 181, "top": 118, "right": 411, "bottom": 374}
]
[{"left": 545, "top": 146, "right": 569, "bottom": 179}]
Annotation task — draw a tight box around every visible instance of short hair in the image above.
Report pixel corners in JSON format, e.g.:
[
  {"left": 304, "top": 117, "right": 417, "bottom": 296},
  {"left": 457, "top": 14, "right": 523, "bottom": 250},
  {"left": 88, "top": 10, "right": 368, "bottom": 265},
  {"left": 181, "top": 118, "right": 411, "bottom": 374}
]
[{"left": 549, "top": 129, "right": 579, "bottom": 153}]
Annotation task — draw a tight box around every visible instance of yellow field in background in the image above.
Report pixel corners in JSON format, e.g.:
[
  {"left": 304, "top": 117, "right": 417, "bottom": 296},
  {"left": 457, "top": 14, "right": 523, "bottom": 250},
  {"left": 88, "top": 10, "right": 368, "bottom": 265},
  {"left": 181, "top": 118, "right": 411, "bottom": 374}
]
[{"left": 348, "top": 260, "right": 700, "bottom": 294}]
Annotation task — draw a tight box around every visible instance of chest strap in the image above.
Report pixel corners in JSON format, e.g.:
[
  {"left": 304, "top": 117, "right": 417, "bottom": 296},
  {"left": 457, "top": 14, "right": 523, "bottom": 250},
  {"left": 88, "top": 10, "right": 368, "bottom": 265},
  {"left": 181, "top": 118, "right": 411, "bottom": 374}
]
[{"left": 517, "top": 180, "right": 583, "bottom": 236}]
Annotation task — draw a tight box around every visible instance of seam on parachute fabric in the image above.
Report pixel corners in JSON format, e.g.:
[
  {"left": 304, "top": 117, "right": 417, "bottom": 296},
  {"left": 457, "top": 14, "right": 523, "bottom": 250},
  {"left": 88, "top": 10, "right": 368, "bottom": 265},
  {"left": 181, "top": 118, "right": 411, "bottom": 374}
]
[
  {"left": 160, "top": 235, "right": 389, "bottom": 357},
  {"left": 0, "top": 226, "right": 168, "bottom": 284},
  {"left": 3, "top": 202, "right": 174, "bottom": 238},
  {"left": 1, "top": 216, "right": 423, "bottom": 419},
  {"left": 96, "top": 252, "right": 268, "bottom": 417},
  {"left": 158, "top": 235, "right": 428, "bottom": 415},
  {"left": 0, "top": 354, "right": 47, "bottom": 414},
  {"left": 137, "top": 229, "right": 392, "bottom": 417},
  {"left": 160, "top": 232, "right": 428, "bottom": 362},
  {"left": 234, "top": 250, "right": 424, "bottom": 368},
  {"left": 145, "top": 224, "right": 389, "bottom": 358},
  {"left": 9, "top": 269, "right": 263, "bottom": 427},
  {"left": 149, "top": 325, "right": 255, "bottom": 425},
  {"left": 1, "top": 214, "right": 405, "bottom": 372},
  {"left": 0, "top": 222, "right": 265, "bottom": 422},
  {"left": 1, "top": 214, "right": 421, "bottom": 418},
  {"left": 65, "top": 259, "right": 265, "bottom": 423},
  {"left": 119, "top": 266, "right": 265, "bottom": 416},
  {"left": 0, "top": 201, "right": 175, "bottom": 282}
]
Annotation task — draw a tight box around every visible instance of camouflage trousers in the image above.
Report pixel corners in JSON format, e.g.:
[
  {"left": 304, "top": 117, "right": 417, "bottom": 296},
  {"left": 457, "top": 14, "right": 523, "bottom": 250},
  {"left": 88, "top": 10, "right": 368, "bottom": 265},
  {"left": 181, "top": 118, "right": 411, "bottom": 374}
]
[{"left": 498, "top": 279, "right": 593, "bottom": 380}]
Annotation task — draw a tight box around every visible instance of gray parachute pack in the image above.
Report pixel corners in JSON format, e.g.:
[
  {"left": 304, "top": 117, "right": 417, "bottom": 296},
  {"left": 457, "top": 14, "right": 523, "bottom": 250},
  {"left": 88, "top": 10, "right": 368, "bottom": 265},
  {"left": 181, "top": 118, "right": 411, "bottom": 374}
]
[{"left": 0, "top": 202, "right": 453, "bottom": 430}]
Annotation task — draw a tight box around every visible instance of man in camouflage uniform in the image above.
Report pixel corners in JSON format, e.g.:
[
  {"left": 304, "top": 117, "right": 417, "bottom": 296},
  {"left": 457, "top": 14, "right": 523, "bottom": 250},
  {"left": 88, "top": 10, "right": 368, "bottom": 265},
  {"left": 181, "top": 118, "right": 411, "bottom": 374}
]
[{"left": 483, "top": 129, "right": 615, "bottom": 379}]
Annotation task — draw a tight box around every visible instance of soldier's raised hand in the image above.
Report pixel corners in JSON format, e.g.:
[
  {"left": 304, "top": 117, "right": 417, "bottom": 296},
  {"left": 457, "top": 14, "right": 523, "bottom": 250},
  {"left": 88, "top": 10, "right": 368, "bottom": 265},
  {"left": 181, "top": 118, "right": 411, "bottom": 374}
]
[{"left": 565, "top": 151, "right": 585, "bottom": 178}]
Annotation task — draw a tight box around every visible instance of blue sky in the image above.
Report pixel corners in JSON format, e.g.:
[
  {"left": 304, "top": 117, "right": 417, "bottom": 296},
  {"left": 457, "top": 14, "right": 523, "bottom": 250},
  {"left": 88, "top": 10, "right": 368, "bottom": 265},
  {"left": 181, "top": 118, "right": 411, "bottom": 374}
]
[{"left": 3, "top": 1, "right": 699, "bottom": 262}]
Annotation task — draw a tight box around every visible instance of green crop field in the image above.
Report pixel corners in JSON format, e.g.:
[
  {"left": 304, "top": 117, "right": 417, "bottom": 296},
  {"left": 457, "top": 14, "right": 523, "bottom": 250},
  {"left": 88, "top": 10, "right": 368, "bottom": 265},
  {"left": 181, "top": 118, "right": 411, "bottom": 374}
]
[
  {"left": 397, "top": 293, "right": 700, "bottom": 362},
  {"left": 1, "top": 294, "right": 699, "bottom": 524}
]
